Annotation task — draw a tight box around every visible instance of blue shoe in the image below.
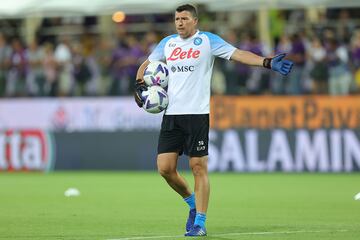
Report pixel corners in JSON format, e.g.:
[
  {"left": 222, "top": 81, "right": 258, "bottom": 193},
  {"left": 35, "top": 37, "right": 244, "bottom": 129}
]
[
  {"left": 186, "top": 209, "right": 196, "bottom": 232},
  {"left": 185, "top": 225, "right": 207, "bottom": 237}
]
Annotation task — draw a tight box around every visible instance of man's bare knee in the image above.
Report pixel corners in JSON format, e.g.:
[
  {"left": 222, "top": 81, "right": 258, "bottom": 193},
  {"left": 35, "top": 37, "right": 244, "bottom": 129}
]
[
  {"left": 157, "top": 165, "right": 176, "bottom": 178},
  {"left": 190, "top": 156, "right": 208, "bottom": 176},
  {"left": 157, "top": 153, "right": 178, "bottom": 179},
  {"left": 191, "top": 163, "right": 207, "bottom": 176}
]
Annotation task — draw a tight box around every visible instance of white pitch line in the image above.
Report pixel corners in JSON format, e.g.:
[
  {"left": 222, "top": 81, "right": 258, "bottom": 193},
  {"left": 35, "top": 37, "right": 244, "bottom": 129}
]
[
  {"left": 107, "top": 235, "right": 183, "bottom": 240},
  {"left": 107, "top": 229, "right": 349, "bottom": 240}
]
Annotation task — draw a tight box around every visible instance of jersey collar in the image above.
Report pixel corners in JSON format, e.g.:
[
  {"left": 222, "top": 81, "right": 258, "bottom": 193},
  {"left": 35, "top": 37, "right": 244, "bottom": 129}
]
[{"left": 179, "top": 30, "right": 200, "bottom": 41}]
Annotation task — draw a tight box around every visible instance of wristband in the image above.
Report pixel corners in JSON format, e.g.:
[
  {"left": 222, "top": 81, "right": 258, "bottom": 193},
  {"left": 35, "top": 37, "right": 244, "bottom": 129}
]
[{"left": 263, "top": 57, "right": 272, "bottom": 69}]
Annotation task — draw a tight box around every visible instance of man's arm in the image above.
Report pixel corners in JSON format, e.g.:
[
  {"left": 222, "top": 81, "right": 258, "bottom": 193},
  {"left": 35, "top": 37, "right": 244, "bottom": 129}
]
[
  {"left": 230, "top": 49, "right": 265, "bottom": 66},
  {"left": 230, "top": 49, "right": 293, "bottom": 76},
  {"left": 136, "top": 59, "right": 151, "bottom": 82},
  {"left": 134, "top": 59, "right": 151, "bottom": 107}
]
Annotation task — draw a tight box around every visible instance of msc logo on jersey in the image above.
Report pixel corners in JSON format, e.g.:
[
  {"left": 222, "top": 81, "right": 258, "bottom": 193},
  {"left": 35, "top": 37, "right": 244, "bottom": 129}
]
[
  {"left": 193, "top": 37, "right": 202, "bottom": 46},
  {"left": 171, "top": 65, "right": 195, "bottom": 73}
]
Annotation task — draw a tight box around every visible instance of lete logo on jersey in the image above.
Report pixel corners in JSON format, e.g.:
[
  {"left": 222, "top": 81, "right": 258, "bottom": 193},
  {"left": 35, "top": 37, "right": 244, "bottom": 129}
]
[{"left": 167, "top": 47, "right": 200, "bottom": 61}]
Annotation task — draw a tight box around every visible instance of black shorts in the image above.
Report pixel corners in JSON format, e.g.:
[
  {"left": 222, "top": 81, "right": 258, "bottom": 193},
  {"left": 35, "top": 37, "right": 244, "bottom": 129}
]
[{"left": 158, "top": 114, "right": 209, "bottom": 157}]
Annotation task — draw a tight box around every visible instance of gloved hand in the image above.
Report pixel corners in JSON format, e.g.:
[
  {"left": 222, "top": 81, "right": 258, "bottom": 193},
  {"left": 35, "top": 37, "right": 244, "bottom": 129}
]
[
  {"left": 263, "top": 53, "right": 293, "bottom": 76},
  {"left": 134, "top": 80, "right": 148, "bottom": 107}
]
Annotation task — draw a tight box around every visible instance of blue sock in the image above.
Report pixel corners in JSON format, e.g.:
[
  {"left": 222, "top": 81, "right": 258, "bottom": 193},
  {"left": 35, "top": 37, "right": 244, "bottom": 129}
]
[
  {"left": 194, "top": 213, "right": 206, "bottom": 228},
  {"left": 183, "top": 193, "right": 196, "bottom": 210}
]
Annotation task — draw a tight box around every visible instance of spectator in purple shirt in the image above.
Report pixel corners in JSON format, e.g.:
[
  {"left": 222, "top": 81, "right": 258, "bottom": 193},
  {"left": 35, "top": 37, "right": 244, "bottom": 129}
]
[
  {"left": 124, "top": 35, "right": 146, "bottom": 88},
  {"left": 325, "top": 38, "right": 352, "bottom": 95},
  {"left": 351, "top": 31, "right": 360, "bottom": 92},
  {"left": 271, "top": 34, "right": 292, "bottom": 94},
  {"left": 245, "top": 34, "right": 267, "bottom": 94},
  {"left": 6, "top": 38, "right": 27, "bottom": 97},
  {"left": 351, "top": 30, "right": 360, "bottom": 69},
  {"left": 286, "top": 33, "right": 306, "bottom": 95},
  {"left": 108, "top": 37, "right": 131, "bottom": 96}
]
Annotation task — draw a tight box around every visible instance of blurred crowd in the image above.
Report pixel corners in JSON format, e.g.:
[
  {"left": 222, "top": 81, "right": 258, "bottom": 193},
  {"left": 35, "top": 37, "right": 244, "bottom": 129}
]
[
  {"left": 0, "top": 30, "right": 154, "bottom": 97},
  {"left": 217, "top": 9, "right": 360, "bottom": 95},
  {"left": 217, "top": 29, "right": 360, "bottom": 96},
  {"left": 0, "top": 9, "right": 360, "bottom": 97}
]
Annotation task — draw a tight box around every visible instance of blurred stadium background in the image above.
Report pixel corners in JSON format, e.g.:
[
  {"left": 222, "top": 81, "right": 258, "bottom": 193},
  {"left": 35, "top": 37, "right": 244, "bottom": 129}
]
[{"left": 0, "top": 0, "right": 360, "bottom": 239}]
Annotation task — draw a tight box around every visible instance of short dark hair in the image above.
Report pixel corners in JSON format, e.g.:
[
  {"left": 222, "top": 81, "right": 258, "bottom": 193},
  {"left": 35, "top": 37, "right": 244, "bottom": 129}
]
[{"left": 176, "top": 4, "right": 198, "bottom": 18}]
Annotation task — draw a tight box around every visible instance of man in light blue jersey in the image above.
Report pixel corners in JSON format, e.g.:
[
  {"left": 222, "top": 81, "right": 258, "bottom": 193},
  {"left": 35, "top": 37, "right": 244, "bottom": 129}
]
[{"left": 134, "top": 4, "right": 293, "bottom": 237}]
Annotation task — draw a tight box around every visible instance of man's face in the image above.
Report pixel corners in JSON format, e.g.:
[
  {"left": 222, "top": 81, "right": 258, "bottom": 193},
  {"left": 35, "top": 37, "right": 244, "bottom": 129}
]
[{"left": 175, "top": 10, "right": 198, "bottom": 39}]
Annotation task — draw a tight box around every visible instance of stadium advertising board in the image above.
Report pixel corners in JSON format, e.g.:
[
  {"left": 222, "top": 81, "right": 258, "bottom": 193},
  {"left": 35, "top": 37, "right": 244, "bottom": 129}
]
[
  {"left": 0, "top": 130, "right": 54, "bottom": 171},
  {"left": 1, "top": 96, "right": 359, "bottom": 172},
  {"left": 50, "top": 129, "right": 360, "bottom": 172},
  {"left": 0, "top": 98, "right": 162, "bottom": 131},
  {"left": 208, "top": 96, "right": 360, "bottom": 172},
  {"left": 210, "top": 96, "right": 360, "bottom": 129},
  {"left": 208, "top": 129, "right": 360, "bottom": 172}
]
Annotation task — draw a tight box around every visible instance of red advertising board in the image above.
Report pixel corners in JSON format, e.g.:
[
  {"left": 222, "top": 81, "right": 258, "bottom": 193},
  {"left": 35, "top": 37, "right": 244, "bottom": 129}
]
[{"left": 0, "top": 130, "right": 53, "bottom": 171}]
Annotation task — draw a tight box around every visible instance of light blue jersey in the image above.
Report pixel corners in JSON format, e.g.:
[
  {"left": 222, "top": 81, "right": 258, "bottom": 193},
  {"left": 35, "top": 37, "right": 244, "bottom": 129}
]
[{"left": 149, "top": 30, "right": 236, "bottom": 114}]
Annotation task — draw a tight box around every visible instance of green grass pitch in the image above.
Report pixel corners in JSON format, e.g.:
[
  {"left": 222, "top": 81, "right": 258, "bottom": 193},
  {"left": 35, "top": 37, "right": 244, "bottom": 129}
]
[{"left": 0, "top": 172, "right": 359, "bottom": 240}]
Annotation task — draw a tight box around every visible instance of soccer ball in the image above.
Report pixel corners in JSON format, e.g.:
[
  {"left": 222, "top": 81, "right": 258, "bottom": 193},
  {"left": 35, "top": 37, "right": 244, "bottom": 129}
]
[
  {"left": 143, "top": 61, "right": 169, "bottom": 88},
  {"left": 142, "top": 85, "right": 169, "bottom": 114}
]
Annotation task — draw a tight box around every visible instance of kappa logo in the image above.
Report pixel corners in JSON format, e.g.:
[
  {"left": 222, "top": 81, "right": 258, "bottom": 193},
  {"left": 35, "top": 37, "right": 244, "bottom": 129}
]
[{"left": 193, "top": 37, "right": 202, "bottom": 46}]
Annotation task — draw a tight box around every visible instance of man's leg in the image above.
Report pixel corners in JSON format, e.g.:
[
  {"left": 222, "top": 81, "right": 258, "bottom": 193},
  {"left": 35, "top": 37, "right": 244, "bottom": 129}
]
[
  {"left": 157, "top": 152, "right": 196, "bottom": 232},
  {"left": 157, "top": 152, "right": 192, "bottom": 197},
  {"left": 189, "top": 155, "right": 209, "bottom": 213},
  {"left": 185, "top": 155, "right": 209, "bottom": 236}
]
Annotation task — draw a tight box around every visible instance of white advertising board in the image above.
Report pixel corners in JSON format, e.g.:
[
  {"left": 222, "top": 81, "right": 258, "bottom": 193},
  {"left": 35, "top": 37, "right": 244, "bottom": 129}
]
[{"left": 0, "top": 97, "right": 162, "bottom": 131}]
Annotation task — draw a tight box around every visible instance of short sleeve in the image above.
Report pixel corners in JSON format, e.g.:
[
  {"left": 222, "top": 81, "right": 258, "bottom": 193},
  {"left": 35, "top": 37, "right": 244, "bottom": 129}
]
[
  {"left": 203, "top": 32, "right": 236, "bottom": 60},
  {"left": 148, "top": 35, "right": 176, "bottom": 62}
]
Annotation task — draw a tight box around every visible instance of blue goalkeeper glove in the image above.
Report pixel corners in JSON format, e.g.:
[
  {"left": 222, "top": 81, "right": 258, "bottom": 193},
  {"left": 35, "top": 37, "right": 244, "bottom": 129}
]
[{"left": 263, "top": 53, "right": 293, "bottom": 76}]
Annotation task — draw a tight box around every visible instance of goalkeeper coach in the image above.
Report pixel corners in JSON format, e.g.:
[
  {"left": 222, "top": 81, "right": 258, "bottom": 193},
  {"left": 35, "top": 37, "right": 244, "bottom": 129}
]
[{"left": 134, "top": 3, "right": 293, "bottom": 237}]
